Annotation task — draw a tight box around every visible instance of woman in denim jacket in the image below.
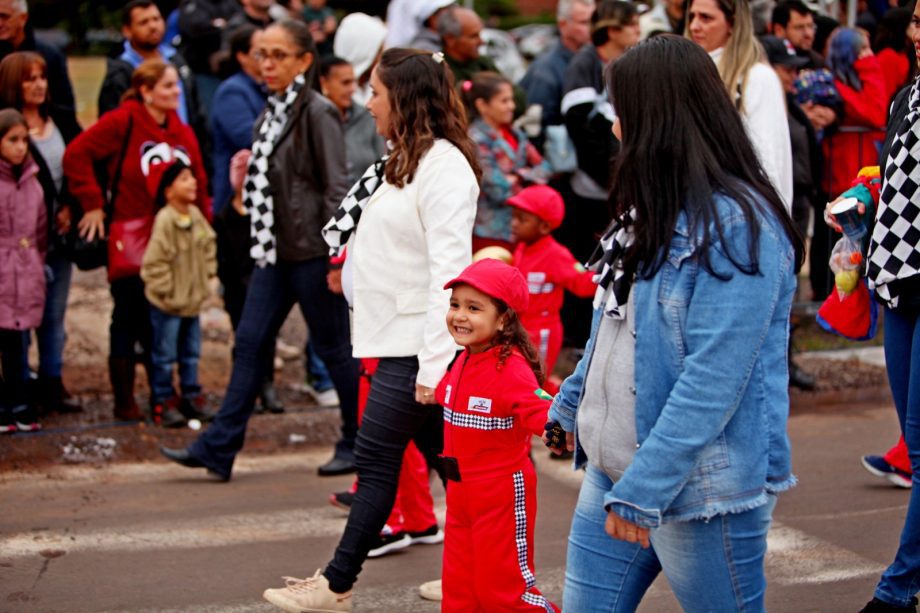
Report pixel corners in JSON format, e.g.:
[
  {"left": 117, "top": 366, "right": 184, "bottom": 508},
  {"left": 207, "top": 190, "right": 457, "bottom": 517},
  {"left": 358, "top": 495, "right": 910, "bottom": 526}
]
[{"left": 544, "top": 35, "right": 803, "bottom": 612}]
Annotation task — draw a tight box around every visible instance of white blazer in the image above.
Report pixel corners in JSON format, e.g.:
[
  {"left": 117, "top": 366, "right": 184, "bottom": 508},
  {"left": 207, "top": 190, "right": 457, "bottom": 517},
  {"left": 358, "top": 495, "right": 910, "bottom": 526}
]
[{"left": 348, "top": 139, "right": 479, "bottom": 388}]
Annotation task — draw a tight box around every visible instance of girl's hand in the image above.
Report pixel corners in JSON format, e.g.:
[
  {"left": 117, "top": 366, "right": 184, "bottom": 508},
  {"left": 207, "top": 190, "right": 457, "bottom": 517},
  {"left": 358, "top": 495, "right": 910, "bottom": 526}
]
[
  {"left": 824, "top": 197, "right": 866, "bottom": 233},
  {"left": 229, "top": 149, "right": 252, "bottom": 194},
  {"left": 55, "top": 205, "right": 72, "bottom": 235},
  {"left": 415, "top": 384, "right": 437, "bottom": 405},
  {"left": 606, "top": 512, "right": 651, "bottom": 549},
  {"left": 78, "top": 209, "right": 105, "bottom": 241}
]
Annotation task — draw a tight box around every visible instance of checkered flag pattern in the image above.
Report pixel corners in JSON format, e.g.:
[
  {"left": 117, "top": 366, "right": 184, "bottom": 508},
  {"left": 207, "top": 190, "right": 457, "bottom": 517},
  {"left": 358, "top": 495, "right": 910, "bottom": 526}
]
[
  {"left": 589, "top": 208, "right": 637, "bottom": 319},
  {"left": 244, "top": 75, "right": 306, "bottom": 267},
  {"left": 442, "top": 407, "right": 514, "bottom": 431},
  {"left": 322, "top": 156, "right": 388, "bottom": 257},
  {"left": 512, "top": 471, "right": 555, "bottom": 613},
  {"left": 869, "top": 79, "right": 920, "bottom": 308}
]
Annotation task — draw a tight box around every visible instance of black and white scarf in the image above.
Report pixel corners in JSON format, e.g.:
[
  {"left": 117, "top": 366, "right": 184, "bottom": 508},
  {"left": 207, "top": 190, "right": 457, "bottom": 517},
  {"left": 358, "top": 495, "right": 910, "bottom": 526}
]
[
  {"left": 868, "top": 78, "right": 920, "bottom": 308},
  {"left": 588, "top": 208, "right": 636, "bottom": 319},
  {"left": 322, "top": 156, "right": 387, "bottom": 256},
  {"left": 244, "top": 74, "right": 306, "bottom": 267}
]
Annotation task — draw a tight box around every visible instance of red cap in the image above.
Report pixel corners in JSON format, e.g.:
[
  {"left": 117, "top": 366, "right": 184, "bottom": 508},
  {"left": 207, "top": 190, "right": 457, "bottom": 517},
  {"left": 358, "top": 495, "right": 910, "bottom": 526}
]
[
  {"left": 444, "top": 258, "right": 529, "bottom": 313},
  {"left": 506, "top": 185, "right": 565, "bottom": 230}
]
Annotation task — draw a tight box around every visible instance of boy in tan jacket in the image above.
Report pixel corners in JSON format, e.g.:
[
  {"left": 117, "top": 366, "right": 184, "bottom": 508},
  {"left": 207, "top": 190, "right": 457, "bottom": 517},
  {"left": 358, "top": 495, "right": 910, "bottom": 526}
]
[{"left": 141, "top": 159, "right": 217, "bottom": 428}]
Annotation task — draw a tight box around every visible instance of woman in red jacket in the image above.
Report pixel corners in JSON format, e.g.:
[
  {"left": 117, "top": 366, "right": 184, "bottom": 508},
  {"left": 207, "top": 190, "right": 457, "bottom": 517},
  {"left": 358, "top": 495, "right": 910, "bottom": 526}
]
[
  {"left": 822, "top": 27, "right": 888, "bottom": 199},
  {"left": 63, "top": 59, "right": 210, "bottom": 423}
]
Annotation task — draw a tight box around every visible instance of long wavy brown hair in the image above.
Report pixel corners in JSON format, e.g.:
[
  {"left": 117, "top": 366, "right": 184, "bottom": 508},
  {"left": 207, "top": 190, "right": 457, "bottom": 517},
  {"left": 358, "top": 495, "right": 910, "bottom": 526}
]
[
  {"left": 375, "top": 48, "right": 481, "bottom": 188},
  {"left": 493, "top": 301, "right": 545, "bottom": 385}
]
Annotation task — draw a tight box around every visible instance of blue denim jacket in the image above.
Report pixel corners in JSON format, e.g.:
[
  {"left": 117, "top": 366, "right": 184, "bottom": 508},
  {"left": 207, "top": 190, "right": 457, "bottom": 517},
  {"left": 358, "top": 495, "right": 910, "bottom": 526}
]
[{"left": 549, "top": 193, "right": 797, "bottom": 528}]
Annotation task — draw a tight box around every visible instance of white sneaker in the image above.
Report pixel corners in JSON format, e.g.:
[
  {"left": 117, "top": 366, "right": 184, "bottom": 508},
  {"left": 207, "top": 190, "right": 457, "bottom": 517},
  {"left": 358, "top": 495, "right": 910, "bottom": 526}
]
[
  {"left": 312, "top": 387, "right": 340, "bottom": 407},
  {"left": 262, "top": 569, "right": 352, "bottom": 612},
  {"left": 275, "top": 339, "right": 303, "bottom": 361},
  {"left": 419, "top": 579, "right": 442, "bottom": 602},
  {"left": 367, "top": 532, "right": 411, "bottom": 558}
]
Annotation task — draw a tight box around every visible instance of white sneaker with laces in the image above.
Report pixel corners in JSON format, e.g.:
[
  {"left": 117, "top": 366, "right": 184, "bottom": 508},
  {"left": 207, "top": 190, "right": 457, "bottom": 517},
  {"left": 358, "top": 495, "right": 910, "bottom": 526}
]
[
  {"left": 419, "top": 579, "right": 442, "bottom": 602},
  {"left": 262, "top": 569, "right": 352, "bottom": 612},
  {"left": 312, "top": 387, "right": 340, "bottom": 407}
]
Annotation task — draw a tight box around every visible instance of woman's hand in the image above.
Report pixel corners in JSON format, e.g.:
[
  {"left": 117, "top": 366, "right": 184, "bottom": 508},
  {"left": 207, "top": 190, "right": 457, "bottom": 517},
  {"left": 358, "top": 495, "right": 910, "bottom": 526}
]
[
  {"left": 229, "top": 149, "right": 252, "bottom": 194},
  {"left": 415, "top": 384, "right": 437, "bottom": 405},
  {"left": 78, "top": 208, "right": 105, "bottom": 241},
  {"left": 55, "top": 205, "right": 72, "bottom": 235},
  {"left": 327, "top": 268, "right": 343, "bottom": 294},
  {"left": 606, "top": 511, "right": 651, "bottom": 549},
  {"left": 824, "top": 196, "right": 866, "bottom": 233}
]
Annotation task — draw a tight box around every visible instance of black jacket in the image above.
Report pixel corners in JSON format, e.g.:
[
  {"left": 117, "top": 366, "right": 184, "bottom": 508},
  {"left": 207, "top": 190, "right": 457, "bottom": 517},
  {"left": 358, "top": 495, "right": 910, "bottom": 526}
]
[
  {"left": 177, "top": 0, "right": 242, "bottom": 75},
  {"left": 30, "top": 105, "right": 82, "bottom": 253},
  {"left": 260, "top": 87, "right": 350, "bottom": 261},
  {"left": 0, "top": 25, "right": 75, "bottom": 111}
]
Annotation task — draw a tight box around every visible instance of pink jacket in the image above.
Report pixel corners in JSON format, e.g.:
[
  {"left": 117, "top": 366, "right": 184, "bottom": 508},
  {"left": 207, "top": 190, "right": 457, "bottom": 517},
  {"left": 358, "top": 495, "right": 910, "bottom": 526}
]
[{"left": 0, "top": 157, "right": 47, "bottom": 330}]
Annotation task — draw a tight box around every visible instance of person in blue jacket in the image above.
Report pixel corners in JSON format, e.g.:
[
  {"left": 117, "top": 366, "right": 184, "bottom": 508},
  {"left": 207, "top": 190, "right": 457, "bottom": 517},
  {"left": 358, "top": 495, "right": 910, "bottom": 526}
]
[{"left": 544, "top": 34, "right": 802, "bottom": 612}]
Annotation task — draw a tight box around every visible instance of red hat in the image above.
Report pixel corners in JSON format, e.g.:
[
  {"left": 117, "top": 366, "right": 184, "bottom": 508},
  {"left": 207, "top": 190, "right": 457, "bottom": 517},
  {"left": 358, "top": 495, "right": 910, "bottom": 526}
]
[
  {"left": 145, "top": 158, "right": 187, "bottom": 207},
  {"left": 506, "top": 185, "right": 565, "bottom": 230},
  {"left": 444, "top": 258, "right": 529, "bottom": 313}
]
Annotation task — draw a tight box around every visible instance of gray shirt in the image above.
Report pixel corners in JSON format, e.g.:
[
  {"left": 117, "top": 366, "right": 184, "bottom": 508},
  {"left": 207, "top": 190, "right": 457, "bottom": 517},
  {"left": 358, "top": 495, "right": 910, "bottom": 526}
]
[
  {"left": 577, "top": 289, "right": 637, "bottom": 480},
  {"left": 33, "top": 121, "right": 65, "bottom": 196}
]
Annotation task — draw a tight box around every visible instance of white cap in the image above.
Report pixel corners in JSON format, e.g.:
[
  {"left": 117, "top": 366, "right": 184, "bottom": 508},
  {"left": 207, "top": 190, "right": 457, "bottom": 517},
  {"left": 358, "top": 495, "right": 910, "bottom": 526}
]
[
  {"left": 333, "top": 13, "right": 388, "bottom": 78},
  {"left": 416, "top": 0, "right": 455, "bottom": 25}
]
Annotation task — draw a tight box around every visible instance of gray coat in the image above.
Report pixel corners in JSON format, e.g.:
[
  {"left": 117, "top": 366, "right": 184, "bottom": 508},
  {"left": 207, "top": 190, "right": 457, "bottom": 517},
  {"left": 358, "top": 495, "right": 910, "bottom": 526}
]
[{"left": 261, "top": 88, "right": 350, "bottom": 261}]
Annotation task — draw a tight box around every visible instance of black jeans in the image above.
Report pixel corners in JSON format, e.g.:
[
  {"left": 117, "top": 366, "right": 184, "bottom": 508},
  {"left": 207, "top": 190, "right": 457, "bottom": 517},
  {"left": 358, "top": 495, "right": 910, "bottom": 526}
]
[
  {"left": 109, "top": 275, "right": 152, "bottom": 361},
  {"left": 0, "top": 329, "right": 27, "bottom": 409},
  {"left": 324, "top": 357, "right": 445, "bottom": 593},
  {"left": 189, "top": 258, "right": 359, "bottom": 477}
]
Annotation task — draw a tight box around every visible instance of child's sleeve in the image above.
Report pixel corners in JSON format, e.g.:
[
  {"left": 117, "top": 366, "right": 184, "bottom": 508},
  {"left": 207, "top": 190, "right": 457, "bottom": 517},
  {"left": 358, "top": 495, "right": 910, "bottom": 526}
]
[
  {"left": 555, "top": 246, "right": 597, "bottom": 298},
  {"left": 507, "top": 362, "right": 552, "bottom": 436},
  {"left": 140, "top": 217, "right": 176, "bottom": 298}
]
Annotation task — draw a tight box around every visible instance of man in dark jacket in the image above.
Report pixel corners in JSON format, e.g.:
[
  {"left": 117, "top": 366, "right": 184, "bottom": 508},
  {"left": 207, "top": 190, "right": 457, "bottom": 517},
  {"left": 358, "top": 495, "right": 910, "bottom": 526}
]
[
  {"left": 177, "top": 0, "right": 241, "bottom": 111},
  {"left": 99, "top": 0, "right": 208, "bottom": 170},
  {"left": 0, "top": 0, "right": 75, "bottom": 111}
]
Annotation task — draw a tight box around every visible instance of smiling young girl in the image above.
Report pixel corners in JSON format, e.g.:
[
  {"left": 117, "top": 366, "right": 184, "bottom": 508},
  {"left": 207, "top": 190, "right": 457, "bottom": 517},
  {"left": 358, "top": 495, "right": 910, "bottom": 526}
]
[
  {"left": 0, "top": 109, "right": 46, "bottom": 433},
  {"left": 461, "top": 71, "right": 550, "bottom": 252},
  {"left": 437, "top": 257, "right": 558, "bottom": 612}
]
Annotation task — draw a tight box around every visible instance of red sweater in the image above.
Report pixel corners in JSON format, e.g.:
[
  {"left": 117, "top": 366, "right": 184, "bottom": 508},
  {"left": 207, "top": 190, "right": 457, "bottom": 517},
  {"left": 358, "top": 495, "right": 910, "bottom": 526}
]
[
  {"left": 512, "top": 235, "right": 596, "bottom": 329},
  {"left": 436, "top": 347, "right": 549, "bottom": 481},
  {"left": 64, "top": 99, "right": 211, "bottom": 222}
]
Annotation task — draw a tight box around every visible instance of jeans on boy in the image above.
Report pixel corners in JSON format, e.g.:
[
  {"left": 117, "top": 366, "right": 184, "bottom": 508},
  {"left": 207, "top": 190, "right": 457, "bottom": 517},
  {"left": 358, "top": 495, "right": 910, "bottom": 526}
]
[{"left": 149, "top": 306, "right": 202, "bottom": 404}]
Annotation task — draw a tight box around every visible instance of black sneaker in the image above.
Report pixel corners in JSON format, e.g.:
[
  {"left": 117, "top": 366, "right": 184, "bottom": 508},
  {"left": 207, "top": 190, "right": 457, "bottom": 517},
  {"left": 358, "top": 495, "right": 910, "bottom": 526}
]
[
  {"left": 151, "top": 399, "right": 187, "bottom": 428},
  {"left": 328, "top": 490, "right": 355, "bottom": 510},
  {"left": 859, "top": 597, "right": 918, "bottom": 612},
  {"left": 407, "top": 524, "right": 443, "bottom": 546},
  {"left": 367, "top": 532, "right": 411, "bottom": 558},
  {"left": 0, "top": 410, "right": 16, "bottom": 434},
  {"left": 179, "top": 395, "right": 216, "bottom": 422},
  {"left": 12, "top": 405, "right": 40, "bottom": 432}
]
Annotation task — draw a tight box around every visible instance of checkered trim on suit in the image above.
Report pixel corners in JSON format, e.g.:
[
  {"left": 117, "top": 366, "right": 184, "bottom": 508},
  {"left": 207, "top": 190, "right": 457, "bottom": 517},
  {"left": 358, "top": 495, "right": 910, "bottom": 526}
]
[
  {"left": 869, "top": 78, "right": 920, "bottom": 308},
  {"left": 244, "top": 74, "right": 305, "bottom": 267},
  {"left": 322, "top": 156, "right": 387, "bottom": 257},
  {"left": 442, "top": 407, "right": 514, "bottom": 431},
  {"left": 512, "top": 471, "right": 554, "bottom": 613}
]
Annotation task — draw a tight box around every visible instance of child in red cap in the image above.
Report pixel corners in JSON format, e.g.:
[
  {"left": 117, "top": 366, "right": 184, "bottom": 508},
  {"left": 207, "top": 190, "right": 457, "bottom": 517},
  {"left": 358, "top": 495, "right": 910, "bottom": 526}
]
[
  {"left": 507, "top": 185, "right": 596, "bottom": 390},
  {"left": 436, "top": 258, "right": 559, "bottom": 613},
  {"left": 140, "top": 159, "right": 217, "bottom": 427}
]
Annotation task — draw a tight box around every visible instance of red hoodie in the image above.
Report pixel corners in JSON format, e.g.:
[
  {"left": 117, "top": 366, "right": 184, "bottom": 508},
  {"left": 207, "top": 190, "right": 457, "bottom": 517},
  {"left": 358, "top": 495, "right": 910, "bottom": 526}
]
[
  {"left": 436, "top": 347, "right": 550, "bottom": 482},
  {"left": 64, "top": 99, "right": 211, "bottom": 222}
]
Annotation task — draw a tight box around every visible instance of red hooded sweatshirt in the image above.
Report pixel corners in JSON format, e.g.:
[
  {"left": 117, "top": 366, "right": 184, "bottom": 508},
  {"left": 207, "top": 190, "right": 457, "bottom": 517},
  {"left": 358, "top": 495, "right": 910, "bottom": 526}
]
[{"left": 64, "top": 99, "right": 211, "bottom": 223}]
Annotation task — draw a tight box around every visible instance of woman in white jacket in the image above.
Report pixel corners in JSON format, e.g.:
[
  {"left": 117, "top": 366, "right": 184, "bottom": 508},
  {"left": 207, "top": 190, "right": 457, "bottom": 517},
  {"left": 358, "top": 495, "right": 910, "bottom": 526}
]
[
  {"left": 687, "top": 0, "right": 794, "bottom": 213},
  {"left": 262, "top": 48, "right": 481, "bottom": 613}
]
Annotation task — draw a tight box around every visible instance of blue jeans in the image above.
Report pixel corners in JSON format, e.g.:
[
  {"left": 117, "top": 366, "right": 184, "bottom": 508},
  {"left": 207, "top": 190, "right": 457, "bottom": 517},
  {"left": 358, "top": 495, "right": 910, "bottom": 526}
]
[
  {"left": 875, "top": 307, "right": 920, "bottom": 607},
  {"left": 564, "top": 464, "right": 775, "bottom": 613},
  {"left": 306, "top": 337, "right": 333, "bottom": 392},
  {"left": 36, "top": 251, "right": 73, "bottom": 378},
  {"left": 149, "top": 306, "right": 201, "bottom": 404},
  {"left": 189, "top": 258, "right": 359, "bottom": 477}
]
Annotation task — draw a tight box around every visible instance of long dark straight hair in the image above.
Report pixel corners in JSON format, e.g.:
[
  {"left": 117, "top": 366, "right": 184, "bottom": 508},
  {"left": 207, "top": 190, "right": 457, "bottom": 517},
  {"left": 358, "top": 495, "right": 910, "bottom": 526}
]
[{"left": 606, "top": 35, "right": 803, "bottom": 278}]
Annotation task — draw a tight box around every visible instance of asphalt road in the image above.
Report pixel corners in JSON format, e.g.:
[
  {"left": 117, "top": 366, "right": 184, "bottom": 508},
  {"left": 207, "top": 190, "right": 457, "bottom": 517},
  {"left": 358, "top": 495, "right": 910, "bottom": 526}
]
[{"left": 1, "top": 397, "right": 911, "bottom": 612}]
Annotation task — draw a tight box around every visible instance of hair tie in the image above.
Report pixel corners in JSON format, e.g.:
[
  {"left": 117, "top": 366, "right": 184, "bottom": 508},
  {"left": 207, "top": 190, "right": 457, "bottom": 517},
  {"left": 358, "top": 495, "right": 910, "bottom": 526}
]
[
  {"left": 432, "top": 51, "right": 445, "bottom": 64},
  {"left": 462, "top": 80, "right": 473, "bottom": 92}
]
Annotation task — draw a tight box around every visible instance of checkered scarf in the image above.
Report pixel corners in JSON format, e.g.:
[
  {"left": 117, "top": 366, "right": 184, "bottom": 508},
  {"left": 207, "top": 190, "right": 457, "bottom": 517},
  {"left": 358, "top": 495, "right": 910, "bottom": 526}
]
[
  {"left": 868, "top": 78, "right": 920, "bottom": 308},
  {"left": 589, "top": 208, "right": 636, "bottom": 319},
  {"left": 322, "top": 156, "right": 388, "bottom": 256},
  {"left": 244, "top": 74, "right": 306, "bottom": 267}
]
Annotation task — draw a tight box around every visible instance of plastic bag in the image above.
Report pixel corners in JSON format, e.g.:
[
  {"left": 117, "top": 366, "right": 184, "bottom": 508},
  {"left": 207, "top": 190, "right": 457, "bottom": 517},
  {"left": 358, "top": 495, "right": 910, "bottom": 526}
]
[{"left": 829, "top": 236, "right": 864, "bottom": 300}]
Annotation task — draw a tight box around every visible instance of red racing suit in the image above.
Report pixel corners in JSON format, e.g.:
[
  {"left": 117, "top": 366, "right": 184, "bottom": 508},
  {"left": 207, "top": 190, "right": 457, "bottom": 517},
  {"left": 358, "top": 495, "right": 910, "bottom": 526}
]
[
  {"left": 435, "top": 347, "right": 558, "bottom": 613},
  {"left": 513, "top": 235, "right": 596, "bottom": 379}
]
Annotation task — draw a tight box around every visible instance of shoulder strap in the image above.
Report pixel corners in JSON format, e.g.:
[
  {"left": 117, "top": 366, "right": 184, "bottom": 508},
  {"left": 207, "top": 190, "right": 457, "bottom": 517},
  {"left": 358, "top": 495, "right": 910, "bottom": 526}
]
[{"left": 106, "top": 114, "right": 133, "bottom": 220}]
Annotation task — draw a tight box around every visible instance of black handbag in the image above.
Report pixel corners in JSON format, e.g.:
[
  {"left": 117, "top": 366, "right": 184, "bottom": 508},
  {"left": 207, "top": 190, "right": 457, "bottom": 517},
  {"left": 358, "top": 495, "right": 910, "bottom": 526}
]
[{"left": 69, "top": 116, "right": 133, "bottom": 271}]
